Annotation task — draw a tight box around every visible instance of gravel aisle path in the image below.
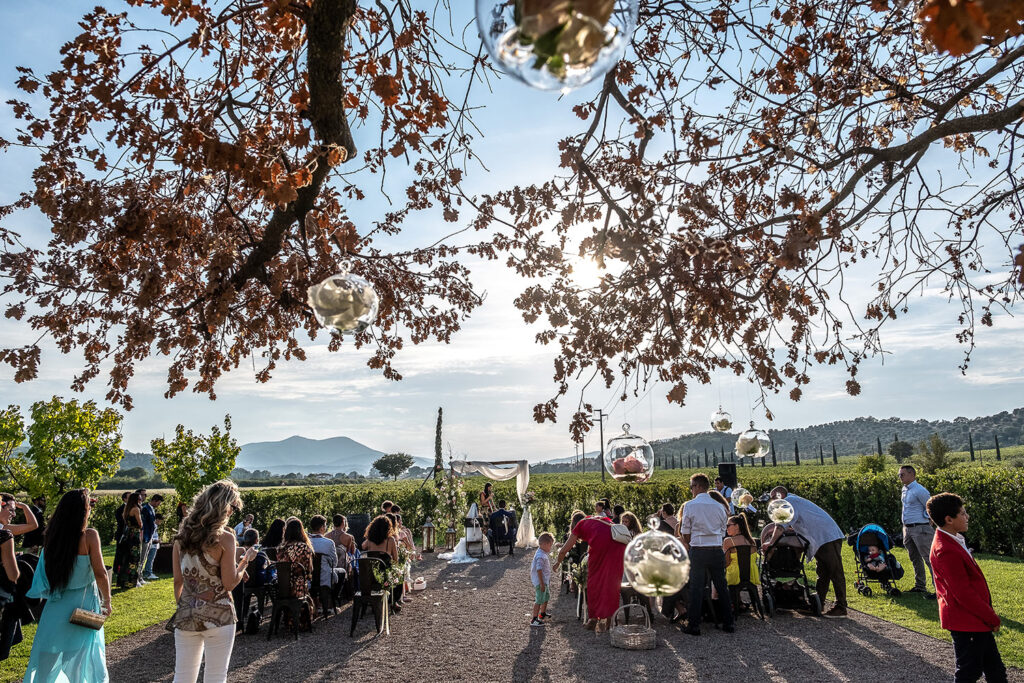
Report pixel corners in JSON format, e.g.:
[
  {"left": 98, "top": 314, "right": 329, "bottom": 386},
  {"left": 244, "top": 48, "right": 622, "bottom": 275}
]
[{"left": 106, "top": 552, "right": 1022, "bottom": 682}]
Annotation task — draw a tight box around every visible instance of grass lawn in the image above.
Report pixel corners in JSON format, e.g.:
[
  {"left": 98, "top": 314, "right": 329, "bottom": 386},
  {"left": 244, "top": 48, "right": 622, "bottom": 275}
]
[
  {"left": 2, "top": 544, "right": 176, "bottom": 683},
  {"left": 817, "top": 547, "right": 1024, "bottom": 669}
]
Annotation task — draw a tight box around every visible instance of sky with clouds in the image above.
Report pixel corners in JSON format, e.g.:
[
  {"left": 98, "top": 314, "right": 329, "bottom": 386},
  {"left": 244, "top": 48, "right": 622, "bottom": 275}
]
[{"left": 0, "top": 2, "right": 1021, "bottom": 463}]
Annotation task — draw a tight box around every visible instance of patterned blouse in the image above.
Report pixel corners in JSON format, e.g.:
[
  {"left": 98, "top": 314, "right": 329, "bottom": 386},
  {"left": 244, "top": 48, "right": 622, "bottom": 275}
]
[
  {"left": 277, "top": 542, "right": 313, "bottom": 599},
  {"left": 167, "top": 546, "right": 236, "bottom": 632}
]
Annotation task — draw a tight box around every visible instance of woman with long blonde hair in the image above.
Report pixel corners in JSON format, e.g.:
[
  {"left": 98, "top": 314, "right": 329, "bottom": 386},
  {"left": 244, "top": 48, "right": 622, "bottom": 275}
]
[{"left": 167, "top": 480, "right": 255, "bottom": 683}]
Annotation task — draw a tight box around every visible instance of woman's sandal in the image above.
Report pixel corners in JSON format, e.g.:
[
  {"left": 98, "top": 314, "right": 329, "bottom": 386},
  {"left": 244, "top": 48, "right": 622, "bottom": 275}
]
[
  {"left": 594, "top": 618, "right": 611, "bottom": 633},
  {"left": 584, "top": 618, "right": 597, "bottom": 631}
]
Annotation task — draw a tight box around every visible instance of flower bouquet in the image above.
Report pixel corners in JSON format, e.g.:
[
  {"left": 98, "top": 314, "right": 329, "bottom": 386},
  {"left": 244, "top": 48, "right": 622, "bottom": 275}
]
[
  {"left": 434, "top": 473, "right": 466, "bottom": 532},
  {"left": 521, "top": 490, "right": 536, "bottom": 506}
]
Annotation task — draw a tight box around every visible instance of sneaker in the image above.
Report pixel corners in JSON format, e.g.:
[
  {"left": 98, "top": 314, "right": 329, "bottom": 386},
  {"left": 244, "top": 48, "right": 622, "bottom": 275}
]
[
  {"left": 144, "top": 574, "right": 159, "bottom": 581},
  {"left": 824, "top": 605, "right": 848, "bottom": 617},
  {"left": 136, "top": 579, "right": 147, "bottom": 586},
  {"left": 907, "top": 587, "right": 928, "bottom": 593},
  {"left": 540, "top": 612, "right": 552, "bottom": 620},
  {"left": 530, "top": 617, "right": 544, "bottom": 627}
]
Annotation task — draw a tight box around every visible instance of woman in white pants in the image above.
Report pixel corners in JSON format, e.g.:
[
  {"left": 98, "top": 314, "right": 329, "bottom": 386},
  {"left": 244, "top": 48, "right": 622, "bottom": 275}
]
[{"left": 167, "top": 481, "right": 256, "bottom": 683}]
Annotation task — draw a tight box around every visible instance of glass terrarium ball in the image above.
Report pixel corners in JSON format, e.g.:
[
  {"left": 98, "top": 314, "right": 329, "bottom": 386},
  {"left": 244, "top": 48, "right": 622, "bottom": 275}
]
[
  {"left": 735, "top": 421, "right": 771, "bottom": 458},
  {"left": 604, "top": 423, "right": 654, "bottom": 483},
  {"left": 475, "top": 0, "right": 640, "bottom": 92},
  {"left": 710, "top": 406, "right": 733, "bottom": 432},
  {"left": 307, "top": 268, "right": 380, "bottom": 334},
  {"left": 731, "top": 487, "right": 754, "bottom": 510},
  {"left": 767, "top": 498, "right": 796, "bottom": 525},
  {"left": 623, "top": 527, "right": 690, "bottom": 596}
]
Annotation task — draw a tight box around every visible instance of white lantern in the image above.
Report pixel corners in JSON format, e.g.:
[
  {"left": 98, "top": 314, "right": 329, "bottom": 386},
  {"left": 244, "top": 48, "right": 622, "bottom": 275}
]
[
  {"left": 604, "top": 423, "right": 654, "bottom": 483},
  {"left": 475, "top": 0, "right": 639, "bottom": 92},
  {"left": 711, "top": 406, "right": 733, "bottom": 432},
  {"left": 623, "top": 517, "right": 690, "bottom": 596},
  {"left": 767, "top": 499, "right": 796, "bottom": 525},
  {"left": 306, "top": 263, "right": 379, "bottom": 335},
  {"left": 735, "top": 421, "right": 770, "bottom": 458}
]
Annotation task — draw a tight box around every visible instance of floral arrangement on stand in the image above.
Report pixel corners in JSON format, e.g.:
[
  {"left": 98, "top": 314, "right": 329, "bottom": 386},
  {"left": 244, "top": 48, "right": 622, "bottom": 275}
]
[
  {"left": 434, "top": 472, "right": 466, "bottom": 534},
  {"left": 520, "top": 490, "right": 536, "bottom": 506},
  {"left": 373, "top": 561, "right": 405, "bottom": 593}
]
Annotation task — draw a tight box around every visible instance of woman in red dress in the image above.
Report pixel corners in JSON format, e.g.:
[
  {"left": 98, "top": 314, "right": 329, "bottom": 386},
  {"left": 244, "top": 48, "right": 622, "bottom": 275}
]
[{"left": 554, "top": 515, "right": 625, "bottom": 632}]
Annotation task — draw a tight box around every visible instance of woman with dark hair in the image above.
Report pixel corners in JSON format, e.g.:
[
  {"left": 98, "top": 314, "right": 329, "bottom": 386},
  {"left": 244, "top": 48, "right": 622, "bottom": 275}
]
[
  {"left": 23, "top": 489, "right": 111, "bottom": 682},
  {"left": 262, "top": 518, "right": 286, "bottom": 551},
  {"left": 362, "top": 515, "right": 401, "bottom": 611},
  {"left": 479, "top": 483, "right": 496, "bottom": 517},
  {"left": 277, "top": 518, "right": 314, "bottom": 602},
  {"left": 612, "top": 505, "right": 625, "bottom": 525},
  {"left": 169, "top": 480, "right": 255, "bottom": 683},
  {"left": 114, "top": 492, "right": 144, "bottom": 588},
  {"left": 620, "top": 512, "right": 642, "bottom": 538},
  {"left": 1, "top": 493, "right": 24, "bottom": 662}
]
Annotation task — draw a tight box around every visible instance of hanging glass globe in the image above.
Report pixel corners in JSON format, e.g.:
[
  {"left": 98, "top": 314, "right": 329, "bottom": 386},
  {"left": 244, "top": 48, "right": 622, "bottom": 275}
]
[
  {"left": 306, "top": 263, "right": 379, "bottom": 335},
  {"left": 767, "top": 498, "right": 796, "bottom": 525},
  {"left": 735, "top": 421, "right": 770, "bottom": 458},
  {"left": 604, "top": 423, "right": 654, "bottom": 482},
  {"left": 731, "top": 487, "right": 754, "bottom": 510},
  {"left": 710, "top": 406, "right": 733, "bottom": 432},
  {"left": 623, "top": 516, "right": 690, "bottom": 596},
  {"left": 475, "top": 0, "right": 640, "bottom": 92}
]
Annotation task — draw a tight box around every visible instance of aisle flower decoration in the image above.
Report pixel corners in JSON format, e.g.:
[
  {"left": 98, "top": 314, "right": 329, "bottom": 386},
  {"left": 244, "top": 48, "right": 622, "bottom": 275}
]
[
  {"left": 521, "top": 490, "right": 536, "bottom": 506},
  {"left": 434, "top": 472, "right": 466, "bottom": 532}
]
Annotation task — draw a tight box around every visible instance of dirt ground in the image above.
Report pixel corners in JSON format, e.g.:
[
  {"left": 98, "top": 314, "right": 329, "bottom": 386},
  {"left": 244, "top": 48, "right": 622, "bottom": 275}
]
[{"left": 106, "top": 551, "right": 1023, "bottom": 682}]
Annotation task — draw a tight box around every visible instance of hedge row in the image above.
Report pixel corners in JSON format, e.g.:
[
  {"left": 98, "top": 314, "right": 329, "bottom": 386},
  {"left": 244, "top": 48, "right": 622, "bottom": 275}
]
[{"left": 85, "top": 465, "right": 1024, "bottom": 556}]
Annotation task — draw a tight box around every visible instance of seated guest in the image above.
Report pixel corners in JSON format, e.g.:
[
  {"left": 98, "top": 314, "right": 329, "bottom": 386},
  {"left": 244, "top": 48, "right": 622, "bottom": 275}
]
[
  {"left": 709, "top": 490, "right": 732, "bottom": 516},
  {"left": 363, "top": 515, "right": 401, "bottom": 612},
  {"left": 488, "top": 500, "right": 518, "bottom": 556},
  {"left": 722, "top": 515, "right": 759, "bottom": 602},
  {"left": 308, "top": 515, "right": 345, "bottom": 595},
  {"left": 612, "top": 505, "right": 625, "bottom": 525},
  {"left": 232, "top": 529, "right": 272, "bottom": 627},
  {"left": 325, "top": 514, "right": 356, "bottom": 568},
  {"left": 620, "top": 512, "right": 642, "bottom": 538},
  {"left": 263, "top": 518, "right": 286, "bottom": 552},
  {"left": 277, "top": 519, "right": 314, "bottom": 602},
  {"left": 381, "top": 500, "right": 394, "bottom": 514},
  {"left": 234, "top": 514, "right": 254, "bottom": 543},
  {"left": 657, "top": 503, "right": 678, "bottom": 535},
  {"left": 565, "top": 511, "right": 589, "bottom": 565}
]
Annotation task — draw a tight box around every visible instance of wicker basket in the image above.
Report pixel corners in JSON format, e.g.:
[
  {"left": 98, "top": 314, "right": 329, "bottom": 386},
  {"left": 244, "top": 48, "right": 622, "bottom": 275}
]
[{"left": 609, "top": 604, "right": 656, "bottom": 650}]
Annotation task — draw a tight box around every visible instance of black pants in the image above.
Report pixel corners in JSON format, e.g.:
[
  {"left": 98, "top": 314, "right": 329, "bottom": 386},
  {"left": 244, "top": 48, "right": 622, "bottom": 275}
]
[
  {"left": 951, "top": 631, "right": 1007, "bottom": 683},
  {"left": 687, "top": 546, "right": 734, "bottom": 631}
]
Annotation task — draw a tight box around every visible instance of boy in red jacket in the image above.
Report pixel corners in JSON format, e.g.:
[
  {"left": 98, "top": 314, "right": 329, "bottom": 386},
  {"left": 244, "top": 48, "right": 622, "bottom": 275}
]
[{"left": 926, "top": 493, "right": 1006, "bottom": 683}]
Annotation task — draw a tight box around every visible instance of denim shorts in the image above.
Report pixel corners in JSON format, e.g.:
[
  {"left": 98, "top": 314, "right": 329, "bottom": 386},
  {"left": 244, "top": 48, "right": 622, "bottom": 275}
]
[{"left": 534, "top": 586, "right": 550, "bottom": 605}]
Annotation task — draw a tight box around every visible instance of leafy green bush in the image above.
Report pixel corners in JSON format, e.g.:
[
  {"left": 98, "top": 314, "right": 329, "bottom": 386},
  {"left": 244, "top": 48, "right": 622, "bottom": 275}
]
[
  {"left": 857, "top": 453, "right": 889, "bottom": 473},
  {"left": 888, "top": 439, "right": 914, "bottom": 463},
  {"left": 916, "top": 434, "right": 956, "bottom": 473}
]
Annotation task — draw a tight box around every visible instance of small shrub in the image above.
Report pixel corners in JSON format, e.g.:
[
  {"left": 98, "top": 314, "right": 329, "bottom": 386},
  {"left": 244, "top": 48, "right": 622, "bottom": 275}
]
[
  {"left": 916, "top": 434, "right": 955, "bottom": 473},
  {"left": 857, "top": 453, "right": 889, "bottom": 473},
  {"left": 888, "top": 440, "right": 914, "bottom": 463}
]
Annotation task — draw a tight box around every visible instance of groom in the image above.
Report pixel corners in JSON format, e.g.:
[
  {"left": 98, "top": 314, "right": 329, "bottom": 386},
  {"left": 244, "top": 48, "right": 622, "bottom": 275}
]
[{"left": 488, "top": 500, "right": 517, "bottom": 556}]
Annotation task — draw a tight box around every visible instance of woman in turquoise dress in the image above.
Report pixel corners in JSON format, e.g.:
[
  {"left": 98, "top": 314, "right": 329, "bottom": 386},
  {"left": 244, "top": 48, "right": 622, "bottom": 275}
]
[{"left": 24, "top": 489, "right": 111, "bottom": 683}]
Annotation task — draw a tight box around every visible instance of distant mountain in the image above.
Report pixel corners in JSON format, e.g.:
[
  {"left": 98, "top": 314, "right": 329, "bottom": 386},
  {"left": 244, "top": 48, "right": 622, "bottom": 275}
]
[
  {"left": 236, "top": 435, "right": 431, "bottom": 475},
  {"left": 652, "top": 407, "right": 1024, "bottom": 463},
  {"left": 120, "top": 450, "right": 153, "bottom": 472}
]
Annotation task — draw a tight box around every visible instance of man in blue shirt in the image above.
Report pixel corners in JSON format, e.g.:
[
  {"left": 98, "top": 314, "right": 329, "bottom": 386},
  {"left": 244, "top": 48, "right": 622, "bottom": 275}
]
[{"left": 899, "top": 465, "right": 936, "bottom": 598}]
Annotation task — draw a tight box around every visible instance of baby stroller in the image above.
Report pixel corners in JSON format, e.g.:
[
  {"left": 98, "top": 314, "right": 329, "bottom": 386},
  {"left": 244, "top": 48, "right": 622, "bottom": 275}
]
[
  {"left": 759, "top": 523, "right": 823, "bottom": 617},
  {"left": 848, "top": 523, "right": 904, "bottom": 597}
]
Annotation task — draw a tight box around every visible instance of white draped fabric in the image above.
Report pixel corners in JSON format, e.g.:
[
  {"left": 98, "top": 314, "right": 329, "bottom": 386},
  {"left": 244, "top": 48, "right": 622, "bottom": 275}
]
[{"left": 451, "top": 460, "right": 536, "bottom": 548}]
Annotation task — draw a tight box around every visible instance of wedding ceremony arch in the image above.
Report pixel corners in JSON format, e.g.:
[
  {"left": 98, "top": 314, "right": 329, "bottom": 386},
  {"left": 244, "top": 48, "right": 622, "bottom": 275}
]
[{"left": 451, "top": 460, "right": 537, "bottom": 548}]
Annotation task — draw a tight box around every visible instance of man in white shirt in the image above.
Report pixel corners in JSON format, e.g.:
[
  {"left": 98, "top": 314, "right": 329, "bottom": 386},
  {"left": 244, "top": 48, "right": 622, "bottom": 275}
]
[
  {"left": 679, "top": 473, "right": 734, "bottom": 635},
  {"left": 899, "top": 465, "right": 936, "bottom": 598},
  {"left": 714, "top": 477, "right": 734, "bottom": 514},
  {"left": 234, "top": 514, "right": 254, "bottom": 542},
  {"left": 769, "top": 486, "right": 847, "bottom": 617},
  {"left": 309, "top": 515, "right": 345, "bottom": 607}
]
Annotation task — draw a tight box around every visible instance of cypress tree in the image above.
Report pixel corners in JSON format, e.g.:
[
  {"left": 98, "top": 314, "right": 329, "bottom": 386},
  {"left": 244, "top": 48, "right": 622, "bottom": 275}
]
[
  {"left": 434, "top": 407, "right": 443, "bottom": 483},
  {"left": 832, "top": 441, "right": 838, "bottom": 465},
  {"left": 819, "top": 444, "right": 824, "bottom": 465},
  {"left": 771, "top": 439, "right": 777, "bottom": 467},
  {"left": 969, "top": 431, "right": 975, "bottom": 461},
  {"left": 995, "top": 434, "right": 1002, "bottom": 461},
  {"left": 794, "top": 441, "right": 801, "bottom": 466}
]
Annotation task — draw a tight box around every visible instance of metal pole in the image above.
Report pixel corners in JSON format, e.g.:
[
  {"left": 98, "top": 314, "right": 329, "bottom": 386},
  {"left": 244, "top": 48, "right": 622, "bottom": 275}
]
[{"left": 595, "top": 408, "right": 607, "bottom": 482}]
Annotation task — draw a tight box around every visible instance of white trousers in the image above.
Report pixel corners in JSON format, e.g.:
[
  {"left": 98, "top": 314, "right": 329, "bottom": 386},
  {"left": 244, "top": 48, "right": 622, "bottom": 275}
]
[{"left": 173, "top": 624, "right": 236, "bottom": 683}]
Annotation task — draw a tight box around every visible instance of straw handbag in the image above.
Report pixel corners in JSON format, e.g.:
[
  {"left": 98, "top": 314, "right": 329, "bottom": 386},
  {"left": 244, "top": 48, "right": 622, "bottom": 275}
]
[
  {"left": 69, "top": 589, "right": 107, "bottom": 630},
  {"left": 609, "top": 604, "right": 656, "bottom": 650}
]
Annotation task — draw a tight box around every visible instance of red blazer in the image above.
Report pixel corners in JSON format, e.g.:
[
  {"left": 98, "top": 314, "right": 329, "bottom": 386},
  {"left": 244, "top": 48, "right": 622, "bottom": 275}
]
[{"left": 929, "top": 530, "right": 1000, "bottom": 633}]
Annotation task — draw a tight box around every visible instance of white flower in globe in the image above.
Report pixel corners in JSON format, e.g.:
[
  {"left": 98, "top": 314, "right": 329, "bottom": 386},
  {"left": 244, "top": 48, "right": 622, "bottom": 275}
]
[
  {"left": 623, "top": 522, "right": 689, "bottom": 596},
  {"left": 710, "top": 406, "right": 733, "bottom": 433},
  {"left": 306, "top": 265, "right": 379, "bottom": 334},
  {"left": 767, "top": 499, "right": 796, "bottom": 525},
  {"left": 731, "top": 487, "right": 754, "bottom": 509}
]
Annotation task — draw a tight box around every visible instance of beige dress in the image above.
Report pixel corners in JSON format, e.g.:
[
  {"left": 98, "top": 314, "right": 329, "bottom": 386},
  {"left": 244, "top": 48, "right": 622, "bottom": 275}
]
[{"left": 167, "top": 548, "right": 236, "bottom": 631}]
